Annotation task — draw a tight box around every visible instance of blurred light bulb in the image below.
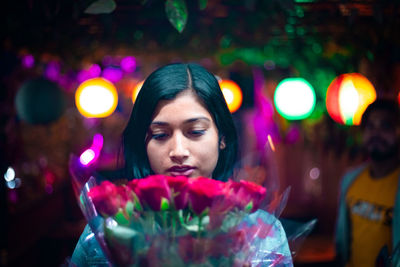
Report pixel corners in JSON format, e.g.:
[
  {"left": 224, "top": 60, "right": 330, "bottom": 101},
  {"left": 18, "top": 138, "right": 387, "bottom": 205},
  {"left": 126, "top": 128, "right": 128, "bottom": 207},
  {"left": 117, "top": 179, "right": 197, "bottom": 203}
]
[
  {"left": 80, "top": 149, "right": 96, "bottom": 166},
  {"left": 309, "top": 167, "right": 320, "bottom": 180},
  {"left": 4, "top": 167, "right": 15, "bottom": 182}
]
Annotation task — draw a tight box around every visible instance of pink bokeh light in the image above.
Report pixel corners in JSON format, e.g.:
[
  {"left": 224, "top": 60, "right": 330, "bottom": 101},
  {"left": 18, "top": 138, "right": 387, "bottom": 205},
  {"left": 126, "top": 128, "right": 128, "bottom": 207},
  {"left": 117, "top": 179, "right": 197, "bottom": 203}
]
[
  {"left": 120, "top": 56, "right": 137, "bottom": 73},
  {"left": 22, "top": 54, "right": 35, "bottom": 68}
]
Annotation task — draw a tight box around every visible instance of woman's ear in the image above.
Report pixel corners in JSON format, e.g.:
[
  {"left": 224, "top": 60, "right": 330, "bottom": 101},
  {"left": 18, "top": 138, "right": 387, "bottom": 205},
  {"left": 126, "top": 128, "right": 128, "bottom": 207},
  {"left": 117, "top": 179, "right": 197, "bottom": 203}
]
[{"left": 219, "top": 136, "right": 226, "bottom": 150}]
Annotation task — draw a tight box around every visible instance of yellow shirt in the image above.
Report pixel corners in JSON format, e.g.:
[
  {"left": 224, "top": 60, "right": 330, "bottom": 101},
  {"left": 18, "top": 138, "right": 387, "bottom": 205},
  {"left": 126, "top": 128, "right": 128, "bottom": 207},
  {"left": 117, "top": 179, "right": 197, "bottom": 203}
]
[{"left": 345, "top": 167, "right": 399, "bottom": 267}]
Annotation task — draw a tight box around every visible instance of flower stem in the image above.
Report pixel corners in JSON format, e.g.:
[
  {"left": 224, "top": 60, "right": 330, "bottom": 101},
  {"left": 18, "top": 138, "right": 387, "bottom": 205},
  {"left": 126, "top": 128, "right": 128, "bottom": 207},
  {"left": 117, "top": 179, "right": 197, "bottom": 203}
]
[
  {"left": 171, "top": 210, "right": 176, "bottom": 241},
  {"left": 197, "top": 214, "right": 203, "bottom": 239},
  {"left": 162, "top": 211, "right": 167, "bottom": 230}
]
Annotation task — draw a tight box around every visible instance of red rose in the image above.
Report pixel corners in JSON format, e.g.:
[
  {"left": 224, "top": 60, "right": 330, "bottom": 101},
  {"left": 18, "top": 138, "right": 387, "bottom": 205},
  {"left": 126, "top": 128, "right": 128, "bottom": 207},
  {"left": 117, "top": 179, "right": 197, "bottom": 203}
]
[
  {"left": 188, "top": 177, "right": 226, "bottom": 215},
  {"left": 127, "top": 179, "right": 142, "bottom": 200},
  {"left": 116, "top": 185, "right": 132, "bottom": 208},
  {"left": 135, "top": 175, "right": 171, "bottom": 211},
  {"left": 88, "top": 181, "right": 119, "bottom": 216},
  {"left": 227, "top": 180, "right": 266, "bottom": 212},
  {"left": 166, "top": 176, "right": 189, "bottom": 210}
]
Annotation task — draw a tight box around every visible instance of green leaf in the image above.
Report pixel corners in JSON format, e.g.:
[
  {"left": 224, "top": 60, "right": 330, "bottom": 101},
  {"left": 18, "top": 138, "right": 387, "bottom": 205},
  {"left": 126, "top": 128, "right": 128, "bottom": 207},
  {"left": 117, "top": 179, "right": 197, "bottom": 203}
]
[
  {"left": 198, "top": 0, "right": 207, "bottom": 10},
  {"left": 125, "top": 201, "right": 134, "bottom": 217},
  {"left": 84, "top": 0, "right": 116, "bottom": 14},
  {"left": 245, "top": 201, "right": 253, "bottom": 212},
  {"left": 165, "top": 0, "right": 188, "bottom": 33},
  {"left": 160, "top": 197, "right": 170, "bottom": 211},
  {"left": 114, "top": 210, "right": 129, "bottom": 225},
  {"left": 133, "top": 194, "right": 143, "bottom": 211}
]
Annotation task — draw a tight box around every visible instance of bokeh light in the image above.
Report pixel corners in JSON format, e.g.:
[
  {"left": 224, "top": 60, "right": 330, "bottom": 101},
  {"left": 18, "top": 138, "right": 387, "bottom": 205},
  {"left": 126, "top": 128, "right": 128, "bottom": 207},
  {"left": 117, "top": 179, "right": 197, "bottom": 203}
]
[
  {"left": 77, "top": 64, "right": 102, "bottom": 83},
  {"left": 15, "top": 78, "right": 66, "bottom": 124},
  {"left": 274, "top": 78, "right": 316, "bottom": 120},
  {"left": 309, "top": 167, "right": 321, "bottom": 180},
  {"left": 4, "top": 166, "right": 21, "bottom": 189},
  {"left": 79, "top": 133, "right": 104, "bottom": 166},
  {"left": 44, "top": 62, "right": 60, "bottom": 81},
  {"left": 219, "top": 79, "right": 243, "bottom": 113},
  {"left": 398, "top": 91, "right": 400, "bottom": 105},
  {"left": 120, "top": 56, "right": 137, "bottom": 73},
  {"left": 75, "top": 77, "right": 118, "bottom": 118},
  {"left": 102, "top": 66, "right": 123, "bottom": 83},
  {"left": 21, "top": 54, "right": 35, "bottom": 68},
  {"left": 92, "top": 133, "right": 104, "bottom": 149},
  {"left": 4, "top": 167, "right": 15, "bottom": 182},
  {"left": 132, "top": 80, "right": 144, "bottom": 104},
  {"left": 326, "top": 73, "right": 376, "bottom": 125},
  {"left": 80, "top": 149, "right": 96, "bottom": 166}
]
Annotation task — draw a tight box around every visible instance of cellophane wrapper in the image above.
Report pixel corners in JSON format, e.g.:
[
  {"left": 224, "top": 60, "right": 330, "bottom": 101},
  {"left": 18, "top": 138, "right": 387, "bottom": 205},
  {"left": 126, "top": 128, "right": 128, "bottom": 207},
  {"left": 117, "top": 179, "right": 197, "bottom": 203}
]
[{"left": 70, "top": 156, "right": 314, "bottom": 267}]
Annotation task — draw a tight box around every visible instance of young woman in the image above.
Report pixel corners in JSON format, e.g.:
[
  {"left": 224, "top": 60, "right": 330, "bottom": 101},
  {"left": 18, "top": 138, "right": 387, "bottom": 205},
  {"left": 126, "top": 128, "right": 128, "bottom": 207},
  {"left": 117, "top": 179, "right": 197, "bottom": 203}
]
[{"left": 70, "top": 63, "right": 292, "bottom": 266}]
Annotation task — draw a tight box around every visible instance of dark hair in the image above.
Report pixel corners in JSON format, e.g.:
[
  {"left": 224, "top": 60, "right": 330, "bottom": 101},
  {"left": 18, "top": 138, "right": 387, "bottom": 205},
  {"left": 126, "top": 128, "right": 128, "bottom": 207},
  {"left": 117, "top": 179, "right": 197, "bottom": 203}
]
[
  {"left": 122, "top": 63, "right": 238, "bottom": 181},
  {"left": 361, "top": 98, "right": 400, "bottom": 128}
]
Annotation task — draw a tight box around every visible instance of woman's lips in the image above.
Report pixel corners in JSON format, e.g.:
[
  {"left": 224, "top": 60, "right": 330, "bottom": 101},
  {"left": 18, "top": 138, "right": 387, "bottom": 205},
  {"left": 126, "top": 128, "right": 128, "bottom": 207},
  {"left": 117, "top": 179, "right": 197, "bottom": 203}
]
[{"left": 167, "top": 166, "right": 195, "bottom": 177}]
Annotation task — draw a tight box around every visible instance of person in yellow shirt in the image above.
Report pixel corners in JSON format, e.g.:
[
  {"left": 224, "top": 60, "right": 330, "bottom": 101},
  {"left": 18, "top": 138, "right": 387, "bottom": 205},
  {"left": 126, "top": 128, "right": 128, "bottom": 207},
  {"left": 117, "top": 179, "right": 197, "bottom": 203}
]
[{"left": 335, "top": 99, "right": 400, "bottom": 267}]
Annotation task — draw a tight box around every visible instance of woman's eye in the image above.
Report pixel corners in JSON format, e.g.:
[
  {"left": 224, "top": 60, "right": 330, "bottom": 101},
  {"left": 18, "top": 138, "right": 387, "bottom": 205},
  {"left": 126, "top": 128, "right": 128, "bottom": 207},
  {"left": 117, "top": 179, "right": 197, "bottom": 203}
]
[
  {"left": 151, "top": 133, "right": 168, "bottom": 140},
  {"left": 189, "top": 130, "right": 205, "bottom": 137}
]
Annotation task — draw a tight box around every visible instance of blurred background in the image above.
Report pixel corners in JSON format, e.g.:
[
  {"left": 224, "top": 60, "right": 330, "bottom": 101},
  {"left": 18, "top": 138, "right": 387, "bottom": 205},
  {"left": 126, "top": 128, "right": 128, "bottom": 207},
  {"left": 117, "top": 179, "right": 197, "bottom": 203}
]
[{"left": 1, "top": 0, "right": 400, "bottom": 266}]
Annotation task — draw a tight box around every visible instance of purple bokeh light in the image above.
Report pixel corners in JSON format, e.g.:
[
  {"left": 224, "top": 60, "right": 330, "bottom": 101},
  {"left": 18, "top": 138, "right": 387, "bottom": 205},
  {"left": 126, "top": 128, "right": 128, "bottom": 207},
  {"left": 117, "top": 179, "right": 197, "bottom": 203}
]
[
  {"left": 79, "top": 133, "right": 104, "bottom": 166},
  {"left": 92, "top": 133, "right": 104, "bottom": 150},
  {"left": 80, "top": 149, "right": 96, "bottom": 166},
  {"left": 22, "top": 54, "right": 35, "bottom": 68},
  {"left": 120, "top": 56, "right": 137, "bottom": 73},
  {"left": 44, "top": 62, "right": 60, "bottom": 81},
  {"left": 77, "top": 64, "right": 102, "bottom": 83},
  {"left": 285, "top": 125, "right": 301, "bottom": 144},
  {"left": 102, "top": 66, "right": 123, "bottom": 83}
]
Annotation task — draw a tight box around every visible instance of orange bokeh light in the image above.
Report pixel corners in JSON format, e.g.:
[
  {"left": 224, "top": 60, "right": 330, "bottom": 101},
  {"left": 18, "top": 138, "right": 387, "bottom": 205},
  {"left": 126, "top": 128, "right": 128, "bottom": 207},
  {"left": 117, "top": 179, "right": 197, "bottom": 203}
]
[
  {"left": 326, "top": 73, "right": 376, "bottom": 125},
  {"left": 219, "top": 79, "right": 243, "bottom": 113},
  {"left": 132, "top": 80, "right": 144, "bottom": 104},
  {"left": 75, "top": 77, "right": 118, "bottom": 118}
]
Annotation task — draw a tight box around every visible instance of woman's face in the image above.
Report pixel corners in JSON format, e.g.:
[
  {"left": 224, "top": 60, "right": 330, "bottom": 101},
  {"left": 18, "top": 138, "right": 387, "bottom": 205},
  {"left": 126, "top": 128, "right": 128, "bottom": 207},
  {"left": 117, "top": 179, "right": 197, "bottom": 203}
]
[{"left": 146, "top": 91, "right": 224, "bottom": 178}]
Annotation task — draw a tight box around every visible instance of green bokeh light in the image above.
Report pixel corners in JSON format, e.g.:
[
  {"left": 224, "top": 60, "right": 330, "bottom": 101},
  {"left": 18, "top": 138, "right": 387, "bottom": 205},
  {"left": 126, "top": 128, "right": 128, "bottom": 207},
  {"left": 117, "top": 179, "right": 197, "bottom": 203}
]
[{"left": 274, "top": 78, "right": 316, "bottom": 120}]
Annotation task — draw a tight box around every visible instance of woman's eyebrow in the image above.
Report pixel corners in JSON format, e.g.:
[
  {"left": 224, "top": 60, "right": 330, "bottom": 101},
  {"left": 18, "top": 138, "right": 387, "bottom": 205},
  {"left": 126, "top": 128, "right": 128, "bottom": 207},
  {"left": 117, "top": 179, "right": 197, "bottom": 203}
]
[
  {"left": 150, "top": 121, "right": 169, "bottom": 126},
  {"left": 184, "top": 117, "right": 211, "bottom": 124},
  {"left": 150, "top": 117, "right": 211, "bottom": 125}
]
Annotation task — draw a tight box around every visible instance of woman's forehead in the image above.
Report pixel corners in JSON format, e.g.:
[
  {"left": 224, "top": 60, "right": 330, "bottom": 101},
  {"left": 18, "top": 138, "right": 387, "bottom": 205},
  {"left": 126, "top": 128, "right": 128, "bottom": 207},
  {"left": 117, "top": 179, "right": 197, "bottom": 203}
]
[{"left": 151, "top": 92, "right": 213, "bottom": 122}]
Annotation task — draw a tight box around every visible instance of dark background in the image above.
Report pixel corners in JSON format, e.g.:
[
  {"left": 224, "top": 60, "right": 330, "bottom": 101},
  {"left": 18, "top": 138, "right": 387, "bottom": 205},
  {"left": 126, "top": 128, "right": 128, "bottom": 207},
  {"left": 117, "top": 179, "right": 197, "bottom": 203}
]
[{"left": 1, "top": 0, "right": 400, "bottom": 266}]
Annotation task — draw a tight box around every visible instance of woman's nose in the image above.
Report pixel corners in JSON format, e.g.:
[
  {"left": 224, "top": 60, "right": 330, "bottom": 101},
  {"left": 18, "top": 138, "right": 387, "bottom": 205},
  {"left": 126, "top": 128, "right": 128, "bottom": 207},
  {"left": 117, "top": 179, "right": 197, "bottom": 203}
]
[{"left": 169, "top": 133, "right": 189, "bottom": 162}]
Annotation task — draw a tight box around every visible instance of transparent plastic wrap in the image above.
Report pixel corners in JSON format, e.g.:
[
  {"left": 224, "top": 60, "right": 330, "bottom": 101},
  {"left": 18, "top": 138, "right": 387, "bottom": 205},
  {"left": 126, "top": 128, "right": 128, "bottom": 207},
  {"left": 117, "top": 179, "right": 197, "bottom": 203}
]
[{"left": 69, "top": 145, "right": 316, "bottom": 267}]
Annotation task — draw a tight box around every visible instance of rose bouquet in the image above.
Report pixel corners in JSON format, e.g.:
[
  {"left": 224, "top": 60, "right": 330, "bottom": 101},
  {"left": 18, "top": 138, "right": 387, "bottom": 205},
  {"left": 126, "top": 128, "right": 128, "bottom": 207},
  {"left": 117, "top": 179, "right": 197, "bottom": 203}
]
[
  {"left": 71, "top": 170, "right": 295, "bottom": 267},
  {"left": 69, "top": 153, "right": 299, "bottom": 267}
]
